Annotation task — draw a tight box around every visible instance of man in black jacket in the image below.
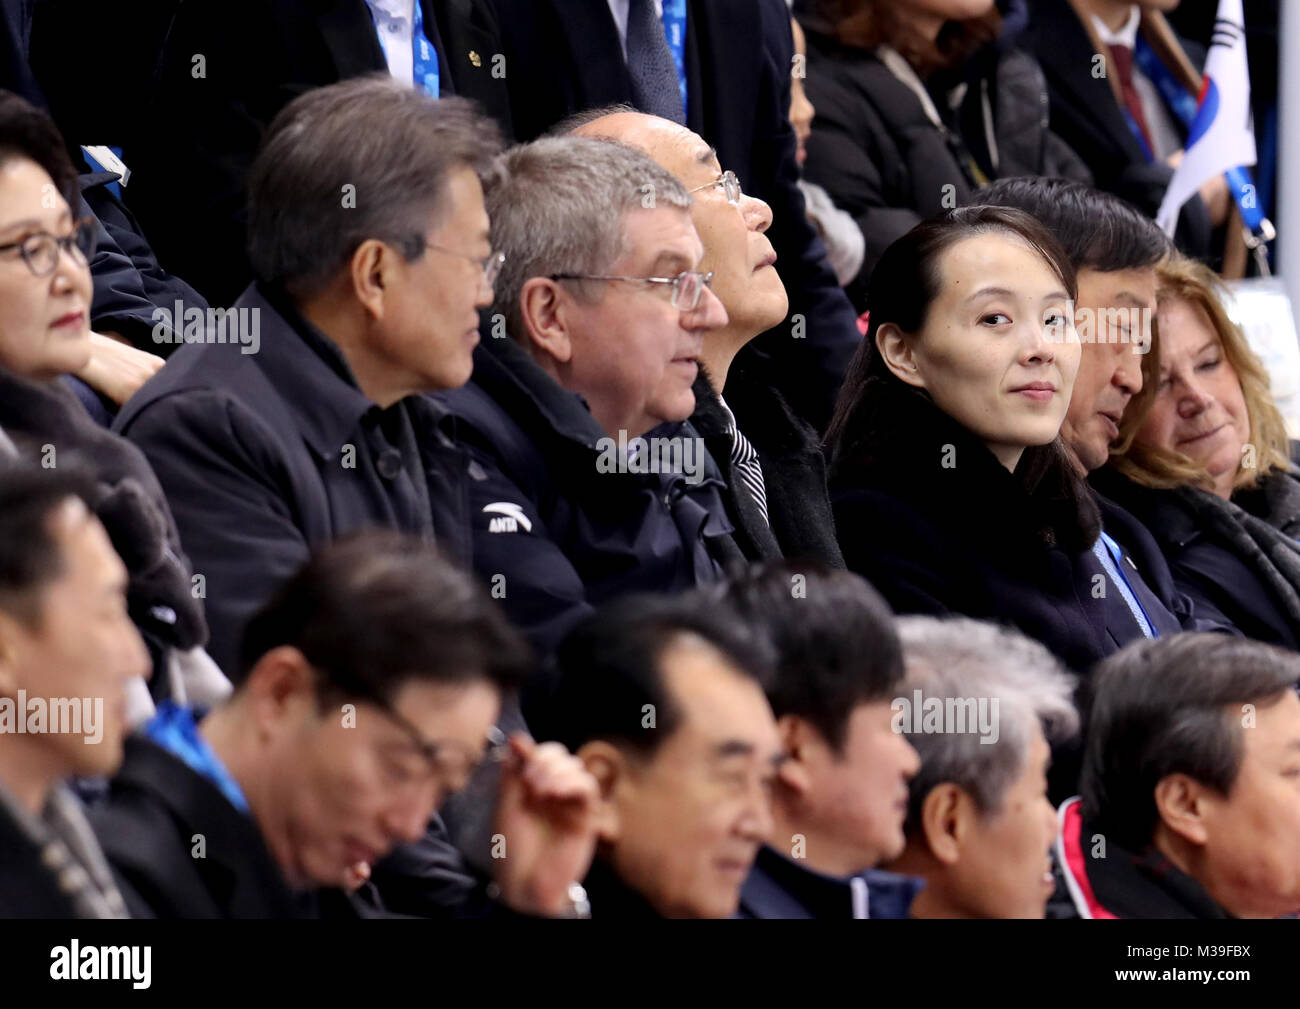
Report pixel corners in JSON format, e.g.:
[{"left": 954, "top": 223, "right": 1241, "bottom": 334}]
[
  {"left": 115, "top": 78, "right": 501, "bottom": 675},
  {"left": 121, "top": 0, "right": 513, "bottom": 306},
  {"left": 720, "top": 563, "right": 922, "bottom": 919},
  {"left": 1062, "top": 634, "right": 1300, "bottom": 918},
  {"left": 567, "top": 109, "right": 845, "bottom": 568},
  {"left": 489, "top": 0, "right": 860, "bottom": 432},
  {"left": 0, "top": 465, "right": 150, "bottom": 918},
  {"left": 438, "top": 135, "right": 736, "bottom": 656},
  {"left": 90, "top": 534, "right": 602, "bottom": 918},
  {"left": 527, "top": 592, "right": 783, "bottom": 918}
]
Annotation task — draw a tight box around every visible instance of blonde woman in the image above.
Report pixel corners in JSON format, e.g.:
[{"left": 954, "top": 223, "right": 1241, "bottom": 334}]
[{"left": 1092, "top": 255, "right": 1300, "bottom": 648}]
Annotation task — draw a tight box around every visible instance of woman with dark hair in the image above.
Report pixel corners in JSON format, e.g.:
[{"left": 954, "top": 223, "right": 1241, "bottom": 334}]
[
  {"left": 794, "top": 0, "right": 1090, "bottom": 305},
  {"left": 826, "top": 206, "right": 1119, "bottom": 673},
  {"left": 0, "top": 89, "right": 225, "bottom": 718}
]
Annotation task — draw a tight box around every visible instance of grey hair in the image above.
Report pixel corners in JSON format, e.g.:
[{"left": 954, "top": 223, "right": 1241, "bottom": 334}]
[
  {"left": 247, "top": 75, "right": 502, "bottom": 299},
  {"left": 894, "top": 616, "right": 1079, "bottom": 834},
  {"left": 482, "top": 135, "right": 692, "bottom": 340}
]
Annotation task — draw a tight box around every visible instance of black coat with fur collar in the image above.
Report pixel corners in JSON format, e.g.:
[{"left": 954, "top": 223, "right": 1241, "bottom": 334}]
[{"left": 829, "top": 379, "right": 1113, "bottom": 673}]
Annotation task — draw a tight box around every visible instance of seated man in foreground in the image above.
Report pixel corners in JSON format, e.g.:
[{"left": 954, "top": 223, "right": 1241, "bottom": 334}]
[
  {"left": 0, "top": 464, "right": 151, "bottom": 918},
  {"left": 1064, "top": 634, "right": 1300, "bottom": 918},
  {"left": 526, "top": 593, "right": 783, "bottom": 917},
  {"left": 90, "top": 533, "right": 600, "bottom": 918},
  {"left": 885, "top": 616, "right": 1079, "bottom": 918},
  {"left": 719, "top": 561, "right": 920, "bottom": 918}
]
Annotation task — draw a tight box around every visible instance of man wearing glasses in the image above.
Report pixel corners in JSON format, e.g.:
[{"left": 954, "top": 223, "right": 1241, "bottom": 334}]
[
  {"left": 439, "top": 134, "right": 736, "bottom": 658},
  {"left": 114, "top": 78, "right": 503, "bottom": 676},
  {"left": 90, "top": 533, "right": 602, "bottom": 918},
  {"left": 568, "top": 110, "right": 845, "bottom": 569}
]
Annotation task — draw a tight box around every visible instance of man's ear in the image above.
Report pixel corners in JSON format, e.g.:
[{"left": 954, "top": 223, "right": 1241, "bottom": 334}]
[
  {"left": 576, "top": 740, "right": 626, "bottom": 843},
  {"left": 918, "top": 783, "right": 973, "bottom": 866},
  {"left": 349, "top": 239, "right": 394, "bottom": 321},
  {"left": 242, "top": 645, "right": 318, "bottom": 740},
  {"left": 876, "top": 323, "right": 926, "bottom": 390},
  {"left": 518, "top": 277, "right": 573, "bottom": 365},
  {"left": 774, "top": 714, "right": 816, "bottom": 799},
  {"left": 1153, "top": 773, "right": 1211, "bottom": 847}
]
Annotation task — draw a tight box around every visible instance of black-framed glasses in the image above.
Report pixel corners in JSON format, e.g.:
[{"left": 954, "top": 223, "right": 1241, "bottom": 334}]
[
  {"left": 549, "top": 269, "right": 715, "bottom": 311},
  {"left": 690, "top": 170, "right": 742, "bottom": 206},
  {"left": 0, "top": 218, "right": 97, "bottom": 277},
  {"left": 424, "top": 242, "right": 506, "bottom": 288}
]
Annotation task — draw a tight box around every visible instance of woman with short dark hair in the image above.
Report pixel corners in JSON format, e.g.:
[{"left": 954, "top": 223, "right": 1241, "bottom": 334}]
[{"left": 826, "top": 205, "right": 1117, "bottom": 674}]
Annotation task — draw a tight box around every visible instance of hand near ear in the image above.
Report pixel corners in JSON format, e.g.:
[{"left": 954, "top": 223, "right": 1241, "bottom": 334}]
[{"left": 492, "top": 734, "right": 600, "bottom": 916}]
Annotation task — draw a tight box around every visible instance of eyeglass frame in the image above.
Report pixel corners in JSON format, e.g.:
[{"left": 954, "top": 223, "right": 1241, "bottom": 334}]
[
  {"left": 422, "top": 241, "right": 506, "bottom": 288},
  {"left": 0, "top": 218, "right": 97, "bottom": 278},
  {"left": 690, "top": 170, "right": 742, "bottom": 206},
  {"left": 548, "top": 269, "right": 715, "bottom": 311},
  {"left": 349, "top": 683, "right": 509, "bottom": 782}
]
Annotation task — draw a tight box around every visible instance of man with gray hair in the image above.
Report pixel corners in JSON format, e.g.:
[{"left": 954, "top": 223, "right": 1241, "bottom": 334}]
[
  {"left": 115, "top": 76, "right": 502, "bottom": 675},
  {"left": 883, "top": 616, "right": 1079, "bottom": 918},
  {"left": 439, "top": 134, "right": 735, "bottom": 654}
]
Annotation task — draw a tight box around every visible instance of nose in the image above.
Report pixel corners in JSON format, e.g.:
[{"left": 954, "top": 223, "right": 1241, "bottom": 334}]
[
  {"left": 1113, "top": 348, "right": 1142, "bottom": 399},
  {"left": 118, "top": 622, "right": 151, "bottom": 687},
  {"left": 742, "top": 194, "right": 773, "bottom": 234},
  {"left": 383, "top": 791, "right": 436, "bottom": 846},
  {"left": 898, "top": 733, "right": 921, "bottom": 779},
  {"left": 1177, "top": 374, "right": 1216, "bottom": 417},
  {"left": 680, "top": 284, "right": 729, "bottom": 332},
  {"left": 737, "top": 785, "right": 775, "bottom": 844},
  {"left": 1022, "top": 319, "right": 1057, "bottom": 365}
]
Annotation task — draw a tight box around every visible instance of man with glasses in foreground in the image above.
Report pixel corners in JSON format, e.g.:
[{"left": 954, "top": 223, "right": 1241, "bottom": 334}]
[
  {"left": 114, "top": 77, "right": 503, "bottom": 675},
  {"left": 90, "top": 532, "right": 602, "bottom": 918},
  {"left": 440, "top": 134, "right": 735, "bottom": 655}
]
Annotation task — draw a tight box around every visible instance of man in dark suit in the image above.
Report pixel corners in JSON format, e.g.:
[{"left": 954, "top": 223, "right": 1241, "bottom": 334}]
[
  {"left": 123, "top": 0, "right": 512, "bottom": 306},
  {"left": 1025, "top": 0, "right": 1228, "bottom": 260},
  {"left": 490, "top": 0, "right": 861, "bottom": 431}
]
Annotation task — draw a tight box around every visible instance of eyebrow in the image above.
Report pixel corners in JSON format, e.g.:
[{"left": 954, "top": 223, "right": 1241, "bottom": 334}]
[
  {"left": 964, "top": 286, "right": 1068, "bottom": 305},
  {"left": 712, "top": 739, "right": 756, "bottom": 760},
  {"left": 1193, "top": 340, "right": 1218, "bottom": 357},
  {"left": 695, "top": 145, "right": 719, "bottom": 167},
  {"left": 0, "top": 211, "right": 71, "bottom": 236},
  {"left": 650, "top": 250, "right": 692, "bottom": 276},
  {"left": 1110, "top": 292, "right": 1151, "bottom": 309}
]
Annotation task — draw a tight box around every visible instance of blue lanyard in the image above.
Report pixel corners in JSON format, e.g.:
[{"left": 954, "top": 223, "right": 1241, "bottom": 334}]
[
  {"left": 1133, "top": 35, "right": 1265, "bottom": 234},
  {"left": 411, "top": 0, "right": 440, "bottom": 98},
  {"left": 661, "top": 0, "right": 688, "bottom": 121},
  {"left": 1099, "top": 531, "right": 1160, "bottom": 639}
]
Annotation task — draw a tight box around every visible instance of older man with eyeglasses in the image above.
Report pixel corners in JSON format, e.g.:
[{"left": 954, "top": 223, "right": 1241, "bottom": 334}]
[
  {"left": 565, "top": 108, "right": 845, "bottom": 569},
  {"left": 438, "top": 133, "right": 736, "bottom": 657}
]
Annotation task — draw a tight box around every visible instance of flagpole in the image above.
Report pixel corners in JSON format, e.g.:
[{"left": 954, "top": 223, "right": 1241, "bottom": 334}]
[{"left": 1278, "top": 0, "right": 1300, "bottom": 299}]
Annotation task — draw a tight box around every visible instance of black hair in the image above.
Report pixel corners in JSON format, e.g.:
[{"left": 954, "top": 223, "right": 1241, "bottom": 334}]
[
  {"left": 527, "top": 591, "right": 775, "bottom": 757},
  {"left": 716, "top": 560, "right": 902, "bottom": 751},
  {"left": 0, "top": 461, "right": 100, "bottom": 625},
  {"left": 0, "top": 89, "right": 79, "bottom": 209},
  {"left": 974, "top": 177, "right": 1173, "bottom": 273},
  {"left": 236, "top": 531, "right": 531, "bottom": 704},
  {"left": 824, "top": 206, "right": 1100, "bottom": 547},
  {"left": 1081, "top": 634, "right": 1300, "bottom": 852}
]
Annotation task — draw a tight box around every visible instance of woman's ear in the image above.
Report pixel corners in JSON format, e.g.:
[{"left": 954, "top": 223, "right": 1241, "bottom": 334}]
[{"left": 876, "top": 323, "right": 926, "bottom": 389}]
